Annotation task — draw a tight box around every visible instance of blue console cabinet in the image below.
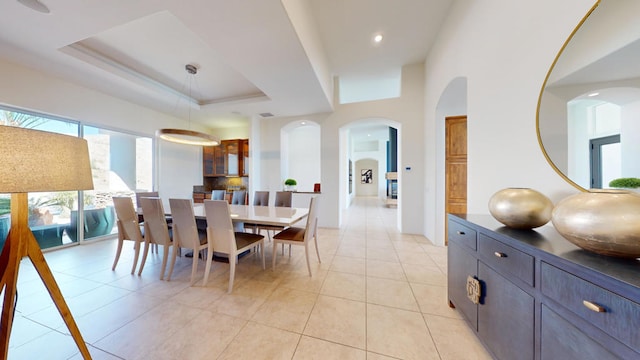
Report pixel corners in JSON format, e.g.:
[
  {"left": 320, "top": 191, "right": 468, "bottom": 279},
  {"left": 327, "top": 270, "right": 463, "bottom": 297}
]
[{"left": 448, "top": 214, "right": 640, "bottom": 360}]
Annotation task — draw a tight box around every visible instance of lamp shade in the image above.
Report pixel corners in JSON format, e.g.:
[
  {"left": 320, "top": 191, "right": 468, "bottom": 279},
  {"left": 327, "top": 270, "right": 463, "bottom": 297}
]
[{"left": 0, "top": 126, "right": 94, "bottom": 193}]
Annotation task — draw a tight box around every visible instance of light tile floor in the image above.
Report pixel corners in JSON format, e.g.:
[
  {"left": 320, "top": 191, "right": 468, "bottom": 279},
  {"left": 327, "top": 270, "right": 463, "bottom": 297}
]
[{"left": 4, "top": 197, "right": 492, "bottom": 359}]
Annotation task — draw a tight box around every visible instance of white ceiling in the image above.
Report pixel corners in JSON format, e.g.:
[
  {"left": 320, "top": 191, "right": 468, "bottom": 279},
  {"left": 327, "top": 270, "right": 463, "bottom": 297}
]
[{"left": 0, "top": 0, "right": 452, "bottom": 133}]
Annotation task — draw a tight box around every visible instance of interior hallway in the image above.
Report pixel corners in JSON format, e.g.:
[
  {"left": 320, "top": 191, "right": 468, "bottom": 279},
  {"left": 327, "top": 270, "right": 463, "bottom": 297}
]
[{"left": 5, "top": 196, "right": 490, "bottom": 359}]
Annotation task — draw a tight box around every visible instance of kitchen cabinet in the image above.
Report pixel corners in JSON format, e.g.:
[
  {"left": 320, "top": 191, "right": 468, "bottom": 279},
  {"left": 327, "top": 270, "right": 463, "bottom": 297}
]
[
  {"left": 203, "top": 139, "right": 248, "bottom": 177},
  {"left": 448, "top": 214, "right": 640, "bottom": 360}
]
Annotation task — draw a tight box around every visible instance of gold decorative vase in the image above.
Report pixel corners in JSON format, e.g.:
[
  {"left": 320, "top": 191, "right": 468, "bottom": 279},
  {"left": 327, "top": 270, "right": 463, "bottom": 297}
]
[
  {"left": 551, "top": 190, "right": 640, "bottom": 258},
  {"left": 488, "top": 188, "right": 553, "bottom": 229}
]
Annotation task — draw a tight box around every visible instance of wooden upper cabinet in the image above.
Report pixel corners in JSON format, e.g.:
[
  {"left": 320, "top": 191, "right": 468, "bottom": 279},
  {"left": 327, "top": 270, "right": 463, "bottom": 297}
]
[
  {"left": 242, "top": 139, "right": 249, "bottom": 177},
  {"left": 203, "top": 139, "right": 249, "bottom": 177}
]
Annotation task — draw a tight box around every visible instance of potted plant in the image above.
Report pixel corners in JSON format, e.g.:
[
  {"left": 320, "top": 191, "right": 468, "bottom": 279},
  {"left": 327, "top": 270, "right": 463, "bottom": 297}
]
[
  {"left": 284, "top": 178, "right": 297, "bottom": 191},
  {"left": 608, "top": 177, "right": 640, "bottom": 191}
]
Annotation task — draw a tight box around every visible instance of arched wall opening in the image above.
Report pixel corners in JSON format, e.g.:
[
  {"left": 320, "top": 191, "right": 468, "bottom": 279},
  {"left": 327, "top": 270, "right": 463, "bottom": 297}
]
[
  {"left": 433, "top": 76, "right": 468, "bottom": 246},
  {"left": 280, "top": 120, "right": 321, "bottom": 192}
]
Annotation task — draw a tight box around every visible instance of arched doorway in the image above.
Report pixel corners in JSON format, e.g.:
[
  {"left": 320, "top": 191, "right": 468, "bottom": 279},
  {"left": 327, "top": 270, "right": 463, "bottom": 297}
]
[{"left": 340, "top": 118, "right": 401, "bottom": 228}]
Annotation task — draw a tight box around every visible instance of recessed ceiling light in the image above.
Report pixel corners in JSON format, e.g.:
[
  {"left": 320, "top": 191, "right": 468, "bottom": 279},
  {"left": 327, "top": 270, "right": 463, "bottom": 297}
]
[
  {"left": 373, "top": 34, "right": 383, "bottom": 43},
  {"left": 17, "top": 0, "right": 50, "bottom": 13},
  {"left": 588, "top": 92, "right": 599, "bottom": 97},
  {"left": 301, "top": 121, "right": 306, "bottom": 125}
]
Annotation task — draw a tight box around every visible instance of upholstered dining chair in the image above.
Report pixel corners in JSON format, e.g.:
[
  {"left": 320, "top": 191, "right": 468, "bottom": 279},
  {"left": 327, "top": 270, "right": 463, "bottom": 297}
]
[
  {"left": 211, "top": 190, "right": 226, "bottom": 201},
  {"left": 138, "top": 197, "right": 176, "bottom": 280},
  {"left": 204, "top": 200, "right": 265, "bottom": 293},
  {"left": 231, "top": 190, "right": 247, "bottom": 205},
  {"left": 112, "top": 196, "right": 145, "bottom": 274},
  {"left": 272, "top": 196, "right": 320, "bottom": 276},
  {"left": 169, "top": 198, "right": 212, "bottom": 285}
]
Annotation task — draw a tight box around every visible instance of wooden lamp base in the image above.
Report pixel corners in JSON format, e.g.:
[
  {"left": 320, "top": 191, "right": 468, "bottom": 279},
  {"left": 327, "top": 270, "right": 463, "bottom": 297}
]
[{"left": 0, "top": 193, "right": 91, "bottom": 359}]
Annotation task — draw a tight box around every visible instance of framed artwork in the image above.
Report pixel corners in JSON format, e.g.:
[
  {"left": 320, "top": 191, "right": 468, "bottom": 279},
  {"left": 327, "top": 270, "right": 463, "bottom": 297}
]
[{"left": 361, "top": 169, "right": 373, "bottom": 184}]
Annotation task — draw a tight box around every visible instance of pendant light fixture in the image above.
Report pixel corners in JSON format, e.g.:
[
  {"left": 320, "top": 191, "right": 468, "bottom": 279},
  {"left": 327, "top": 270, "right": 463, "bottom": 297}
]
[{"left": 156, "top": 64, "right": 220, "bottom": 146}]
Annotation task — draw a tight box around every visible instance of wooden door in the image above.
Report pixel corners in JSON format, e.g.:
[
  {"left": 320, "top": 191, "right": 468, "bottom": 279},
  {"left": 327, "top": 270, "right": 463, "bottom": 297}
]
[{"left": 445, "top": 115, "right": 467, "bottom": 244}]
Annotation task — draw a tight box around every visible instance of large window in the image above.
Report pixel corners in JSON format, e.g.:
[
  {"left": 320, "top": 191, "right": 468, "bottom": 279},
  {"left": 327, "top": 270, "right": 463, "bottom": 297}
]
[
  {"left": 0, "top": 107, "right": 153, "bottom": 250},
  {"left": 82, "top": 126, "right": 153, "bottom": 242}
]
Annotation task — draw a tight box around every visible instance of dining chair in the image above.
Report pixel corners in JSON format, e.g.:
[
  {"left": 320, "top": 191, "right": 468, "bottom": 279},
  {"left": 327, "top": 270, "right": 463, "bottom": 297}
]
[
  {"left": 260, "top": 191, "right": 293, "bottom": 251},
  {"left": 138, "top": 197, "right": 176, "bottom": 279},
  {"left": 169, "top": 198, "right": 212, "bottom": 285},
  {"left": 254, "top": 191, "right": 293, "bottom": 243},
  {"left": 253, "top": 191, "right": 269, "bottom": 206},
  {"left": 272, "top": 196, "right": 320, "bottom": 276},
  {"left": 135, "top": 191, "right": 158, "bottom": 209},
  {"left": 245, "top": 191, "right": 270, "bottom": 234},
  {"left": 274, "top": 191, "right": 292, "bottom": 207},
  {"left": 204, "top": 200, "right": 265, "bottom": 293},
  {"left": 112, "top": 196, "right": 145, "bottom": 274},
  {"left": 231, "top": 190, "right": 247, "bottom": 205},
  {"left": 211, "top": 190, "right": 226, "bottom": 201},
  {"left": 136, "top": 191, "right": 165, "bottom": 253}
]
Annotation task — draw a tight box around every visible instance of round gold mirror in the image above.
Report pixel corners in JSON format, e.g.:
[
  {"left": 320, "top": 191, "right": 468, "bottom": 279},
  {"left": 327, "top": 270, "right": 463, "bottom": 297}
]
[{"left": 537, "top": 0, "right": 640, "bottom": 191}]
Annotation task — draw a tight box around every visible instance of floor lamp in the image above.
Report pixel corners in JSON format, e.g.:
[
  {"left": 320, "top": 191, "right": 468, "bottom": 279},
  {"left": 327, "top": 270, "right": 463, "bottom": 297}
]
[{"left": 0, "top": 126, "right": 94, "bottom": 359}]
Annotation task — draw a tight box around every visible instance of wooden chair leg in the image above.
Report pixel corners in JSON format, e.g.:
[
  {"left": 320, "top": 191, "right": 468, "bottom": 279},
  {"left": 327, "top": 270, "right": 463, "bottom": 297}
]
[
  {"left": 304, "top": 242, "right": 311, "bottom": 276},
  {"left": 272, "top": 242, "right": 278, "bottom": 270},
  {"left": 166, "top": 245, "right": 179, "bottom": 281},
  {"left": 112, "top": 237, "right": 124, "bottom": 271},
  {"left": 159, "top": 244, "right": 170, "bottom": 280},
  {"left": 202, "top": 248, "right": 213, "bottom": 286},
  {"left": 314, "top": 235, "right": 321, "bottom": 263},
  {"left": 228, "top": 254, "right": 236, "bottom": 293},
  {"left": 131, "top": 240, "right": 141, "bottom": 275},
  {"left": 138, "top": 239, "right": 151, "bottom": 276},
  {"left": 189, "top": 249, "right": 198, "bottom": 285}
]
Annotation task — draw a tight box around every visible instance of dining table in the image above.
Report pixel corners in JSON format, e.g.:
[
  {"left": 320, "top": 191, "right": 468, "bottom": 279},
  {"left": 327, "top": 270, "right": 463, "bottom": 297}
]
[
  {"left": 137, "top": 203, "right": 309, "bottom": 228},
  {"left": 192, "top": 203, "right": 309, "bottom": 228}
]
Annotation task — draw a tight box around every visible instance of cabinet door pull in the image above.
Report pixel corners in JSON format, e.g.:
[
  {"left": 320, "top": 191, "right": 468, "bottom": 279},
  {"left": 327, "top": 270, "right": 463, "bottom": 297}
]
[
  {"left": 457, "top": 231, "right": 465, "bottom": 235},
  {"left": 494, "top": 252, "right": 506, "bottom": 258},
  {"left": 582, "top": 300, "right": 606, "bottom": 313}
]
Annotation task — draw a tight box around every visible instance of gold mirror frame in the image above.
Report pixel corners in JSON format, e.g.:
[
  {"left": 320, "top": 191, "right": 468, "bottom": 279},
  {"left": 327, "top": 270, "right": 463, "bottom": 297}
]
[{"left": 536, "top": 0, "right": 600, "bottom": 192}]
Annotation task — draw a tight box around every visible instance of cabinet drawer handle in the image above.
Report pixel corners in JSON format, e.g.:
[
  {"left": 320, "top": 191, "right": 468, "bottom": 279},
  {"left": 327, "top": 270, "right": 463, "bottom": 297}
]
[
  {"left": 494, "top": 252, "right": 506, "bottom": 258},
  {"left": 582, "top": 300, "right": 606, "bottom": 313},
  {"left": 457, "top": 231, "right": 466, "bottom": 235}
]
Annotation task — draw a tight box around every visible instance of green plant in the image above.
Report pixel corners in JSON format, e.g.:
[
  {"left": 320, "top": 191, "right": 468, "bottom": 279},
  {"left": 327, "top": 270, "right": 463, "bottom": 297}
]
[
  {"left": 284, "top": 178, "right": 297, "bottom": 186},
  {"left": 608, "top": 177, "right": 640, "bottom": 188}
]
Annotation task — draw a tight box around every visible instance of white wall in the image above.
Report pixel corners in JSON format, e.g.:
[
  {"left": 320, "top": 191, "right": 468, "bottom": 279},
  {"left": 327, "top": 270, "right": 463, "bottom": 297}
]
[
  {"left": 622, "top": 100, "right": 640, "bottom": 177},
  {"left": 424, "top": 0, "right": 595, "bottom": 245},
  {"left": 351, "top": 140, "right": 388, "bottom": 198},
  {"left": 0, "top": 58, "right": 203, "bottom": 203},
  {"left": 355, "top": 159, "right": 378, "bottom": 196},
  {"left": 283, "top": 123, "right": 321, "bottom": 192},
  {"left": 262, "top": 63, "right": 424, "bottom": 231},
  {"left": 328, "top": 64, "right": 424, "bottom": 231}
]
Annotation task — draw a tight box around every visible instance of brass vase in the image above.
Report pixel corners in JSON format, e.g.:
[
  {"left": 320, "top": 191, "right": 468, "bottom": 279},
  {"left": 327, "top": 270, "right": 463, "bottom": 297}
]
[
  {"left": 488, "top": 188, "right": 553, "bottom": 229},
  {"left": 551, "top": 189, "right": 640, "bottom": 258}
]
